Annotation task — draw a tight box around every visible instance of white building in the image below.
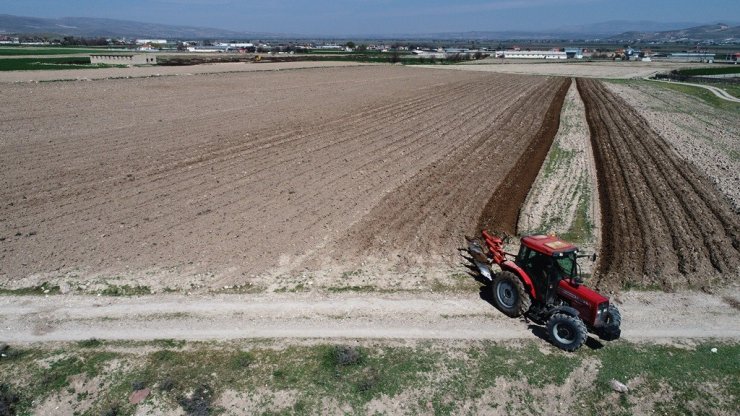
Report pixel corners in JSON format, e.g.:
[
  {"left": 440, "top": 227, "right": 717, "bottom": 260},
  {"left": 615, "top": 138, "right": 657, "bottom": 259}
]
[
  {"left": 216, "top": 42, "right": 254, "bottom": 48},
  {"left": 136, "top": 39, "right": 167, "bottom": 45},
  {"left": 90, "top": 54, "right": 157, "bottom": 65},
  {"left": 502, "top": 50, "right": 567, "bottom": 59},
  {"left": 187, "top": 45, "right": 230, "bottom": 52}
]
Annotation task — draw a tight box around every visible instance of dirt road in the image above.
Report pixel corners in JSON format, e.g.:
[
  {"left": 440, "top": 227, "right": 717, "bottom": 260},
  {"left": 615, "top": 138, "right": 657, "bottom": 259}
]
[
  {"left": 648, "top": 79, "right": 740, "bottom": 103},
  {"left": 1, "top": 291, "right": 738, "bottom": 343}
]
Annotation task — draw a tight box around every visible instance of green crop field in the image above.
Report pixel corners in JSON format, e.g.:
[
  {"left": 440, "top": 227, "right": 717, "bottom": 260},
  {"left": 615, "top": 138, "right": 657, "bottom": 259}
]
[
  {"left": 0, "top": 57, "right": 126, "bottom": 71},
  {"left": 676, "top": 66, "right": 740, "bottom": 76},
  {"left": 0, "top": 47, "right": 127, "bottom": 56}
]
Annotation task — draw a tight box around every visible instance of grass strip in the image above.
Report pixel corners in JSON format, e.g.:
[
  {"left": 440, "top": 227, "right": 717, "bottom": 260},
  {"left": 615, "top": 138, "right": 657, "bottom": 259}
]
[{"left": 1, "top": 339, "right": 736, "bottom": 415}]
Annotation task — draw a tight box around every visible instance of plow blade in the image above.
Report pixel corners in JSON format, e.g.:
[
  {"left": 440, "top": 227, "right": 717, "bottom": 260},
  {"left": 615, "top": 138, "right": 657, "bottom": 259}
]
[{"left": 466, "top": 238, "right": 493, "bottom": 281}]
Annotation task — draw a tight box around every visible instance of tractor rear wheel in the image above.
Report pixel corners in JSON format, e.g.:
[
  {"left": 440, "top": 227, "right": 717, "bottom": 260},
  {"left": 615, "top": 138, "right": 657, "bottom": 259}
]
[
  {"left": 491, "top": 271, "right": 531, "bottom": 318},
  {"left": 546, "top": 313, "right": 587, "bottom": 351}
]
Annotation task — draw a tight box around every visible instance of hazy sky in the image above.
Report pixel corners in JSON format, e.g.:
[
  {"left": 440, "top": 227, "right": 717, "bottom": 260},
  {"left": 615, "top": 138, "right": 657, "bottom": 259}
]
[{"left": 3, "top": 0, "right": 739, "bottom": 35}]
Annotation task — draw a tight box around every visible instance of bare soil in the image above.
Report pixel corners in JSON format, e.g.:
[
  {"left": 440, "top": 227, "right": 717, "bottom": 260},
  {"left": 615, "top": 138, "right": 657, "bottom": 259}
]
[
  {"left": 425, "top": 61, "right": 716, "bottom": 79},
  {"left": 0, "top": 60, "right": 376, "bottom": 83},
  {"left": 474, "top": 78, "right": 570, "bottom": 236},
  {"left": 605, "top": 81, "right": 740, "bottom": 212},
  {"left": 0, "top": 66, "right": 565, "bottom": 291},
  {"left": 577, "top": 79, "right": 740, "bottom": 291}
]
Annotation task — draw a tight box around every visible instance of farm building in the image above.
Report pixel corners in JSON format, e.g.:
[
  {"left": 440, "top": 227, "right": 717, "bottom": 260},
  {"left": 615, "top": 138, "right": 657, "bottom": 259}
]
[
  {"left": 90, "top": 54, "right": 157, "bottom": 65},
  {"left": 565, "top": 48, "right": 584, "bottom": 59},
  {"left": 667, "top": 52, "right": 716, "bottom": 63},
  {"left": 502, "top": 50, "right": 567, "bottom": 59}
]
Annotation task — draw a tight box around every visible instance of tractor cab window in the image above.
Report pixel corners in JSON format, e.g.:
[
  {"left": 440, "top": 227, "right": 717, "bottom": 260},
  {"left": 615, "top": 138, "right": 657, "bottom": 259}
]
[
  {"left": 517, "top": 246, "right": 555, "bottom": 297},
  {"left": 554, "top": 251, "right": 578, "bottom": 279}
]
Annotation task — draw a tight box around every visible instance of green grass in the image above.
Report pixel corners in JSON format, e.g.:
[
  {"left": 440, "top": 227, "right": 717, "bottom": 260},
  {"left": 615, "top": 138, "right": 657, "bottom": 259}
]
[
  {"left": 100, "top": 284, "right": 151, "bottom": 296},
  {"left": 717, "top": 83, "right": 740, "bottom": 99},
  {"left": 0, "top": 57, "right": 125, "bottom": 71},
  {"left": 1, "top": 340, "right": 737, "bottom": 415},
  {"left": 675, "top": 66, "right": 740, "bottom": 76},
  {"left": 646, "top": 80, "right": 740, "bottom": 112},
  {"left": 0, "top": 282, "right": 60, "bottom": 296},
  {"left": 540, "top": 141, "right": 576, "bottom": 180},
  {"left": 0, "top": 47, "right": 124, "bottom": 56},
  {"left": 327, "top": 284, "right": 377, "bottom": 293},
  {"left": 602, "top": 77, "right": 740, "bottom": 110},
  {"left": 584, "top": 343, "right": 740, "bottom": 415},
  {"left": 560, "top": 177, "right": 594, "bottom": 245}
]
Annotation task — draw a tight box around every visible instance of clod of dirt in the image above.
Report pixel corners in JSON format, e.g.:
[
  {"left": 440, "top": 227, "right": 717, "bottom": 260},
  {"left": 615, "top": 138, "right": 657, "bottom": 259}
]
[
  {"left": 129, "top": 388, "right": 150, "bottom": 405},
  {"left": 178, "top": 384, "right": 213, "bottom": 416},
  {"left": 0, "top": 383, "right": 20, "bottom": 416},
  {"left": 99, "top": 403, "right": 120, "bottom": 416},
  {"left": 610, "top": 379, "right": 629, "bottom": 393},
  {"left": 131, "top": 381, "right": 146, "bottom": 391},
  {"left": 157, "top": 378, "right": 176, "bottom": 392},
  {"left": 331, "top": 346, "right": 363, "bottom": 366},
  {"left": 722, "top": 296, "right": 740, "bottom": 311}
]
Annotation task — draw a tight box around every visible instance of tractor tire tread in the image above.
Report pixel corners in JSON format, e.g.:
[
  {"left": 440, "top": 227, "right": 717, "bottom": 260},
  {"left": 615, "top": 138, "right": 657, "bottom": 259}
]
[
  {"left": 606, "top": 304, "right": 621, "bottom": 327},
  {"left": 546, "top": 313, "right": 587, "bottom": 352},
  {"left": 491, "top": 271, "right": 532, "bottom": 318}
]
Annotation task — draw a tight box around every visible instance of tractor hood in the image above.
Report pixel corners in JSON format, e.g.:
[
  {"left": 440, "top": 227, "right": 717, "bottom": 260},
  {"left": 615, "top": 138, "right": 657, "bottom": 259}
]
[{"left": 558, "top": 279, "right": 609, "bottom": 306}]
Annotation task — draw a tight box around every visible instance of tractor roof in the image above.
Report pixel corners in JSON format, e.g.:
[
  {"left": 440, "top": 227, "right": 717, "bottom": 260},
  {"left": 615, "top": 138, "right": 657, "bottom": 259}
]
[{"left": 521, "top": 234, "right": 577, "bottom": 257}]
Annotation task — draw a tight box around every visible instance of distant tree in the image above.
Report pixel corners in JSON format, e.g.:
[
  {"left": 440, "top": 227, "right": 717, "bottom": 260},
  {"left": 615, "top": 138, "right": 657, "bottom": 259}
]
[
  {"left": 345, "top": 41, "right": 355, "bottom": 49},
  {"left": 357, "top": 44, "right": 367, "bottom": 52}
]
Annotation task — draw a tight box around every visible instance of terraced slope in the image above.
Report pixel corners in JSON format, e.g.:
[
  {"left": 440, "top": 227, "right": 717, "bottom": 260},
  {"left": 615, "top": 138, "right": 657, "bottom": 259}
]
[{"left": 578, "top": 78, "right": 740, "bottom": 290}]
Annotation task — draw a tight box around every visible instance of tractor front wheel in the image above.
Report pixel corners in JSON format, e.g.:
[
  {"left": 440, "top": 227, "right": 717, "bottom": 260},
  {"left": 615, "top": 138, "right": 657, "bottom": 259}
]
[
  {"left": 546, "top": 313, "right": 587, "bottom": 351},
  {"left": 605, "top": 305, "right": 621, "bottom": 327},
  {"left": 491, "top": 271, "right": 531, "bottom": 318}
]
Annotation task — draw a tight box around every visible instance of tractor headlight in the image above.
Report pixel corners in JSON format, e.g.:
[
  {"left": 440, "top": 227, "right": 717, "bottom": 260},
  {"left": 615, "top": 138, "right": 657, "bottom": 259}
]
[{"left": 597, "top": 303, "right": 608, "bottom": 315}]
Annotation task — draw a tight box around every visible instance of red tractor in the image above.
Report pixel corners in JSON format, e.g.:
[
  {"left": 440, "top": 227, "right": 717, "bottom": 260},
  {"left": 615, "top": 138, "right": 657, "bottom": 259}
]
[{"left": 467, "top": 230, "right": 621, "bottom": 351}]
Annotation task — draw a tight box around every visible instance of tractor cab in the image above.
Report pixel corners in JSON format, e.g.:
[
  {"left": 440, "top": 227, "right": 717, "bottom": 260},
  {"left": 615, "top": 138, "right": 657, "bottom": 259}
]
[{"left": 515, "top": 235, "right": 580, "bottom": 305}]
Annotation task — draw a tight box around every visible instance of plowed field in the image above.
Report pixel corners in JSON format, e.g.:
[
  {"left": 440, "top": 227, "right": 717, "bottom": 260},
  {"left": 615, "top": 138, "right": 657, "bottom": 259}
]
[
  {"left": 577, "top": 79, "right": 740, "bottom": 291},
  {"left": 0, "top": 66, "right": 567, "bottom": 290}
]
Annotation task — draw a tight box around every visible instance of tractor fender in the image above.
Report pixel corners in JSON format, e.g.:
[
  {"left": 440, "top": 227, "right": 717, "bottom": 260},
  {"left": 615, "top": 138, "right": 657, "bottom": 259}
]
[
  {"left": 500, "top": 261, "right": 536, "bottom": 298},
  {"left": 547, "top": 306, "right": 581, "bottom": 319}
]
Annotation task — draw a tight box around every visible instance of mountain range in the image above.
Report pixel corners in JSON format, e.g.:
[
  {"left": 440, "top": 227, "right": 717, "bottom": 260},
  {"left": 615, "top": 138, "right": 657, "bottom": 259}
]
[
  {"left": 0, "top": 14, "right": 281, "bottom": 39},
  {"left": 606, "top": 23, "right": 740, "bottom": 42},
  {"left": 0, "top": 14, "right": 738, "bottom": 42}
]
